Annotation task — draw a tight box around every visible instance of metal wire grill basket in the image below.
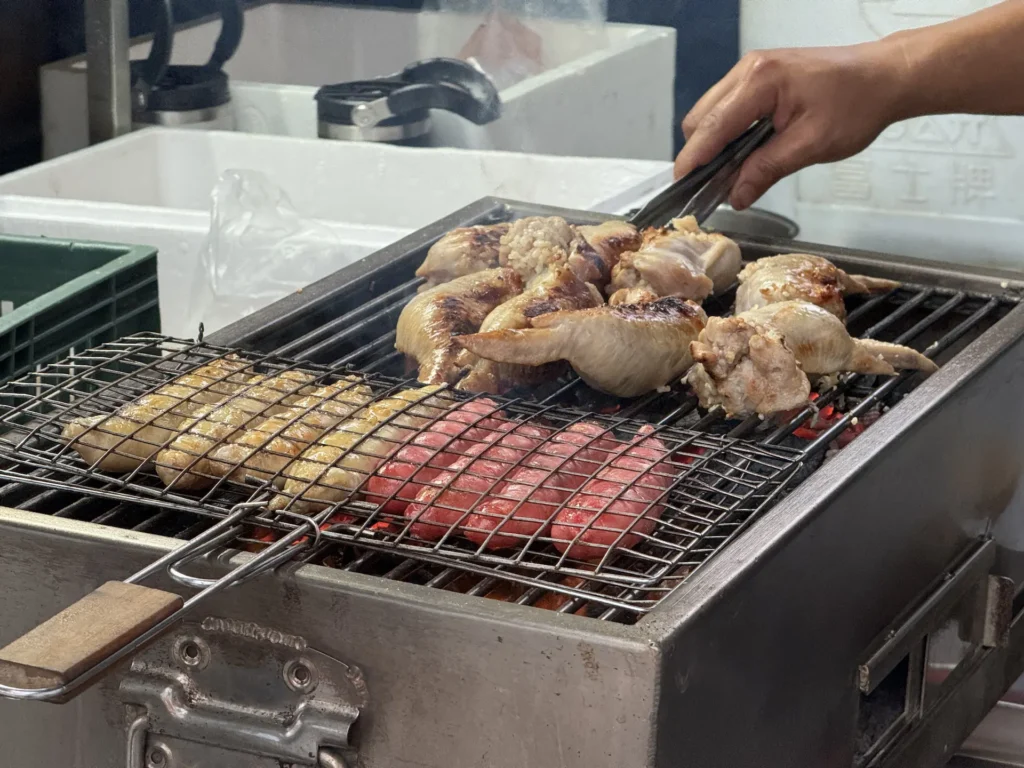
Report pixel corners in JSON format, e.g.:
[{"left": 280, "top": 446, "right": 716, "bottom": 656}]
[{"left": 0, "top": 333, "right": 805, "bottom": 615}]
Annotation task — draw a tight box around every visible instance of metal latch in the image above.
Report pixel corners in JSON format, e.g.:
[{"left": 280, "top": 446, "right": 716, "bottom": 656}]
[{"left": 120, "top": 617, "right": 366, "bottom": 768}]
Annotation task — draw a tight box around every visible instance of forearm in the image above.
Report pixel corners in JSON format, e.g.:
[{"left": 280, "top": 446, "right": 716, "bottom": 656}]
[{"left": 884, "top": 0, "right": 1024, "bottom": 121}]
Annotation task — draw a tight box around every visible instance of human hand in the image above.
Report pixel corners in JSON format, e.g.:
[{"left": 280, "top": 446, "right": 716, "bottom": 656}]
[{"left": 673, "top": 41, "right": 908, "bottom": 210}]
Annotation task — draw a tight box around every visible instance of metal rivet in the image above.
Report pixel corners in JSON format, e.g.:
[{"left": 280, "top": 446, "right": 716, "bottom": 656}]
[
  {"left": 147, "top": 746, "right": 168, "bottom": 768},
  {"left": 173, "top": 636, "right": 209, "bottom": 670},
  {"left": 284, "top": 658, "right": 318, "bottom": 694}
]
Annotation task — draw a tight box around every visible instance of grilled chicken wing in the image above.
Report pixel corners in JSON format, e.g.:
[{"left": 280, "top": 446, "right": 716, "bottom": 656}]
[
  {"left": 269, "top": 387, "right": 447, "bottom": 514},
  {"left": 204, "top": 376, "right": 373, "bottom": 486},
  {"left": 456, "top": 267, "right": 604, "bottom": 394},
  {"left": 415, "top": 223, "right": 510, "bottom": 290},
  {"left": 396, "top": 267, "right": 523, "bottom": 385},
  {"left": 417, "top": 217, "right": 640, "bottom": 292},
  {"left": 155, "top": 370, "right": 319, "bottom": 490},
  {"left": 567, "top": 220, "right": 642, "bottom": 288},
  {"left": 499, "top": 216, "right": 576, "bottom": 284},
  {"left": 608, "top": 216, "right": 742, "bottom": 306},
  {"left": 687, "top": 300, "right": 939, "bottom": 417},
  {"left": 735, "top": 253, "right": 900, "bottom": 321},
  {"left": 61, "top": 355, "right": 255, "bottom": 473},
  {"left": 457, "top": 297, "right": 708, "bottom": 398}
]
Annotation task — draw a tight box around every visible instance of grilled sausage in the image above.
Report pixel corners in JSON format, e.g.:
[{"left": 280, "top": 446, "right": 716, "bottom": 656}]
[
  {"left": 204, "top": 376, "right": 373, "bottom": 486},
  {"left": 61, "top": 355, "right": 255, "bottom": 473},
  {"left": 268, "top": 387, "right": 448, "bottom": 515},
  {"left": 155, "top": 370, "right": 318, "bottom": 491},
  {"left": 552, "top": 433, "right": 673, "bottom": 561}
]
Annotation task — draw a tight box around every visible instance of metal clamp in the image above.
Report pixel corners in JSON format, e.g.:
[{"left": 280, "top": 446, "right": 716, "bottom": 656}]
[{"left": 122, "top": 620, "right": 365, "bottom": 767}]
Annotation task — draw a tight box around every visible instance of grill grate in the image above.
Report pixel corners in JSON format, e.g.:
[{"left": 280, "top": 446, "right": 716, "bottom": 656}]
[
  {"left": 0, "top": 252, "right": 1017, "bottom": 623},
  {"left": 0, "top": 335, "right": 804, "bottom": 619},
  {"left": 260, "top": 271, "right": 1015, "bottom": 454}
]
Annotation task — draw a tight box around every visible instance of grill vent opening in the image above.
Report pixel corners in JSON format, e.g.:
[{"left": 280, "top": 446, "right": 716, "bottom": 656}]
[{"left": 855, "top": 652, "right": 912, "bottom": 765}]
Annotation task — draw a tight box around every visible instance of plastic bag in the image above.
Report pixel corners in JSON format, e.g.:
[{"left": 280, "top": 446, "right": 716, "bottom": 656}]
[
  {"left": 432, "top": 0, "right": 608, "bottom": 90},
  {"left": 184, "top": 170, "right": 349, "bottom": 337}
]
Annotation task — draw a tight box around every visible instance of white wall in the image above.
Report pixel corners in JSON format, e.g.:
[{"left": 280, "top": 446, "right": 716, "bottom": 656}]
[{"left": 741, "top": 0, "right": 1024, "bottom": 271}]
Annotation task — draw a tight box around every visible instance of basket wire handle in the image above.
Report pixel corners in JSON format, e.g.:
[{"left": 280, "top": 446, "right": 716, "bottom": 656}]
[
  {"left": 0, "top": 501, "right": 316, "bottom": 703},
  {"left": 167, "top": 510, "right": 321, "bottom": 590}
]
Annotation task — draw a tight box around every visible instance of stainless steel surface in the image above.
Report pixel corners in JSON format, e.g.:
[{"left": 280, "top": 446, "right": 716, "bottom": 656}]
[
  {"left": 318, "top": 118, "right": 433, "bottom": 142},
  {"left": 119, "top": 618, "right": 363, "bottom": 764},
  {"left": 0, "top": 500, "right": 319, "bottom": 702},
  {"left": 84, "top": 0, "right": 131, "bottom": 144},
  {"left": 675, "top": 117, "right": 775, "bottom": 223},
  {"left": 958, "top": 702, "right": 1024, "bottom": 767},
  {"left": 880, "top": 605, "right": 1024, "bottom": 768},
  {"left": 705, "top": 205, "right": 800, "bottom": 240},
  {"left": 984, "top": 576, "right": 1015, "bottom": 648},
  {"left": 859, "top": 542, "right": 995, "bottom": 695},
  {"left": 351, "top": 100, "right": 395, "bottom": 128},
  {"left": 133, "top": 103, "right": 234, "bottom": 128},
  {"left": 3, "top": 198, "right": 1024, "bottom": 766},
  {"left": 0, "top": 506, "right": 658, "bottom": 767},
  {"left": 630, "top": 118, "right": 774, "bottom": 229}
]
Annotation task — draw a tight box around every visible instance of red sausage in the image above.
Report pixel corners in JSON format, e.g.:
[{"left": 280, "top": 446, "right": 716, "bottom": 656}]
[
  {"left": 463, "top": 422, "right": 621, "bottom": 551},
  {"left": 552, "top": 435, "right": 674, "bottom": 561}
]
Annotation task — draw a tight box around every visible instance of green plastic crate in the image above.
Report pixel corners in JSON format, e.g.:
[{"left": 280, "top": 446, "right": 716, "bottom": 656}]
[{"left": 0, "top": 234, "right": 160, "bottom": 381}]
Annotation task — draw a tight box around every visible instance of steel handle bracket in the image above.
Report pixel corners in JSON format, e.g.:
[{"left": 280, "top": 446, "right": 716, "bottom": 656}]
[
  {"left": 121, "top": 619, "right": 365, "bottom": 768},
  {"left": 0, "top": 501, "right": 318, "bottom": 703}
]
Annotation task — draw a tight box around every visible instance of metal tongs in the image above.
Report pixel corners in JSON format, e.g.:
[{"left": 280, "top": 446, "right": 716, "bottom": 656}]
[{"left": 630, "top": 117, "right": 776, "bottom": 230}]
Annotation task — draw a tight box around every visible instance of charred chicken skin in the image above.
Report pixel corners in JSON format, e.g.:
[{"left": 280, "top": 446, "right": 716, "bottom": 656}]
[
  {"left": 415, "top": 223, "right": 510, "bottom": 290},
  {"left": 687, "top": 300, "right": 939, "bottom": 417},
  {"left": 566, "top": 220, "right": 643, "bottom": 288},
  {"left": 735, "top": 253, "right": 899, "bottom": 321},
  {"left": 456, "top": 266, "right": 604, "bottom": 394},
  {"left": 457, "top": 296, "right": 708, "bottom": 398},
  {"left": 396, "top": 267, "right": 523, "bottom": 385}
]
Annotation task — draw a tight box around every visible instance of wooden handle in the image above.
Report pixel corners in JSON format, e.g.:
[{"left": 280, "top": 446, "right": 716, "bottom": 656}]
[{"left": 0, "top": 581, "right": 183, "bottom": 690}]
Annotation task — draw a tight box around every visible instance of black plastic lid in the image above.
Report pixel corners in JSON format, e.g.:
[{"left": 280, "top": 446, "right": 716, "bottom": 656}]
[
  {"left": 315, "top": 80, "right": 429, "bottom": 128},
  {"left": 132, "top": 62, "right": 231, "bottom": 112},
  {"left": 315, "top": 58, "right": 501, "bottom": 130}
]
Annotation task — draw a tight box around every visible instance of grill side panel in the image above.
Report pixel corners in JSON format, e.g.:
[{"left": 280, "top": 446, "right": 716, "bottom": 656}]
[
  {"left": 0, "top": 508, "right": 661, "bottom": 768},
  {"left": 644, "top": 305, "right": 1024, "bottom": 768}
]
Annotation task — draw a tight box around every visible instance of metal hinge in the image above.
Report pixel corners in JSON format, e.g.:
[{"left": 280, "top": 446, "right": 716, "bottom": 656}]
[{"left": 120, "top": 617, "right": 366, "bottom": 768}]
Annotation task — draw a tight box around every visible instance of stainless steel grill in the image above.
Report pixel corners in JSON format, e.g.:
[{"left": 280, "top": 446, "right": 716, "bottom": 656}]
[
  {"left": 0, "top": 260, "right": 1012, "bottom": 622},
  {"left": 3, "top": 198, "right": 1024, "bottom": 768}
]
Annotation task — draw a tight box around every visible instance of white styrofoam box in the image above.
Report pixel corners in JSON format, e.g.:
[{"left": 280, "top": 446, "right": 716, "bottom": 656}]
[
  {"left": 741, "top": 0, "right": 1024, "bottom": 272},
  {"left": 0, "top": 196, "right": 404, "bottom": 339},
  {"left": 41, "top": 2, "right": 675, "bottom": 161},
  {"left": 0, "top": 128, "right": 673, "bottom": 230},
  {"left": 0, "top": 131, "right": 673, "bottom": 335}
]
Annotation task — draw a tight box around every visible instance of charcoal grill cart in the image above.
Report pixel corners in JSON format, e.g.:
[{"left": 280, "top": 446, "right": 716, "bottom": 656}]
[{"left": 1, "top": 198, "right": 1024, "bottom": 768}]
